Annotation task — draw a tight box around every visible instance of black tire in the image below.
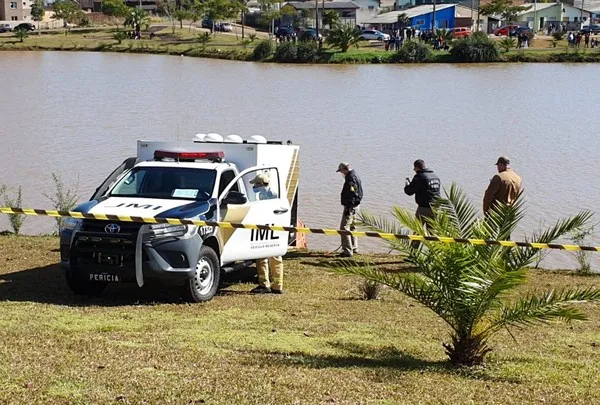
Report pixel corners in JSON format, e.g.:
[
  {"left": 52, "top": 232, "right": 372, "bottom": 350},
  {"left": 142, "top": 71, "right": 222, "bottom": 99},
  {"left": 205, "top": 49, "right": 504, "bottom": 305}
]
[
  {"left": 184, "top": 245, "right": 220, "bottom": 303},
  {"left": 65, "top": 269, "right": 107, "bottom": 296}
]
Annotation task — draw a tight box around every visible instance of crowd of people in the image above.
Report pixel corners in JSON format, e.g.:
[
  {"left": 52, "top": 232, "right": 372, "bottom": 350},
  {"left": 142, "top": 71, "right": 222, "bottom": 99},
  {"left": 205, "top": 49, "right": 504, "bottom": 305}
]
[
  {"left": 251, "top": 156, "right": 522, "bottom": 295},
  {"left": 567, "top": 31, "right": 599, "bottom": 48}
]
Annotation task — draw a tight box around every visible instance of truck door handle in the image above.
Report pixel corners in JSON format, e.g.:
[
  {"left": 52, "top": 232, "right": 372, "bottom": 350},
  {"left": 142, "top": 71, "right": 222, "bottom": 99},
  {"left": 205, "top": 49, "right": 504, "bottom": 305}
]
[{"left": 273, "top": 208, "right": 288, "bottom": 214}]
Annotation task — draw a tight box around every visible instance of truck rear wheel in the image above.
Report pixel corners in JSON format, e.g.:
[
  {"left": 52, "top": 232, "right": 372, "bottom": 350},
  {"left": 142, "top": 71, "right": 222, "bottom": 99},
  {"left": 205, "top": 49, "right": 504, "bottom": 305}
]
[
  {"left": 184, "top": 245, "right": 220, "bottom": 302},
  {"left": 66, "top": 269, "right": 107, "bottom": 296}
]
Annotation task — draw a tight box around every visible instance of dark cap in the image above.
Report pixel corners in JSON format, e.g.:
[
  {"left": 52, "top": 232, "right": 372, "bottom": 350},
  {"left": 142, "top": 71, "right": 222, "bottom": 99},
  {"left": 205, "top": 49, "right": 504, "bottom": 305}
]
[
  {"left": 336, "top": 162, "right": 350, "bottom": 172},
  {"left": 495, "top": 156, "right": 510, "bottom": 165}
]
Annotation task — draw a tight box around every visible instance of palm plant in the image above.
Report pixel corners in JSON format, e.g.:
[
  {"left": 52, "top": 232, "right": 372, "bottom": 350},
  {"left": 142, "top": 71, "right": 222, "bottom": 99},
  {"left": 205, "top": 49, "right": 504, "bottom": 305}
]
[
  {"left": 124, "top": 8, "right": 149, "bottom": 39},
  {"left": 499, "top": 37, "right": 516, "bottom": 52},
  {"left": 322, "top": 10, "right": 340, "bottom": 30},
  {"left": 326, "top": 24, "right": 361, "bottom": 53},
  {"left": 331, "top": 184, "right": 600, "bottom": 367},
  {"left": 14, "top": 27, "right": 30, "bottom": 43},
  {"left": 436, "top": 28, "right": 453, "bottom": 43},
  {"left": 397, "top": 12, "right": 410, "bottom": 31}
]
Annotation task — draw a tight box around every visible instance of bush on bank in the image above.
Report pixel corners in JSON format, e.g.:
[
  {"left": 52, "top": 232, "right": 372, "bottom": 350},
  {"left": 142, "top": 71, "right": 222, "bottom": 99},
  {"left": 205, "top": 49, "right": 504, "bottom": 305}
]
[{"left": 450, "top": 33, "right": 500, "bottom": 63}]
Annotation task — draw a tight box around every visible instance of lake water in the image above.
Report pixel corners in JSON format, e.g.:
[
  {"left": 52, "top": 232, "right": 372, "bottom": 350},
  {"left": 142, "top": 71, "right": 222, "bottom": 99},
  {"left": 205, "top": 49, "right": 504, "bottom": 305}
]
[{"left": 0, "top": 51, "right": 598, "bottom": 270}]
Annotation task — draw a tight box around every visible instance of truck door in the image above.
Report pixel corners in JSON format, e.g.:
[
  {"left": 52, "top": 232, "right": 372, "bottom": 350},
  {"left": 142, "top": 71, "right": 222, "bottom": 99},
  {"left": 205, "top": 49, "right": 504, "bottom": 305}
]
[{"left": 218, "top": 167, "right": 291, "bottom": 264}]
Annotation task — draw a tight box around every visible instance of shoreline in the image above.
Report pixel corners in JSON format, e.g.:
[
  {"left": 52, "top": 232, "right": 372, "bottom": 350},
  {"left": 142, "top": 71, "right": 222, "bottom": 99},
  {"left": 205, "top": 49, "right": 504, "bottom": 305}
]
[
  {"left": 2, "top": 27, "right": 600, "bottom": 64},
  {"left": 3, "top": 44, "right": 600, "bottom": 64}
]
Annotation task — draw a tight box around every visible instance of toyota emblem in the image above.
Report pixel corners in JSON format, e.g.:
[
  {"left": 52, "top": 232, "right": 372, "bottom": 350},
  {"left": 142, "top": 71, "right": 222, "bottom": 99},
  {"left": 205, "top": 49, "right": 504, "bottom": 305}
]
[{"left": 105, "top": 223, "right": 121, "bottom": 234}]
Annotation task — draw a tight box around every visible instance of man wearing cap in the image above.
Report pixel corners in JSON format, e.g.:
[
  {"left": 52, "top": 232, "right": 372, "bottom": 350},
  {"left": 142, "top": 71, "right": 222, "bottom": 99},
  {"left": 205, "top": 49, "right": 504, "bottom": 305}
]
[
  {"left": 248, "top": 172, "right": 284, "bottom": 294},
  {"left": 337, "top": 162, "right": 363, "bottom": 258},
  {"left": 404, "top": 159, "right": 441, "bottom": 225},
  {"left": 483, "top": 156, "right": 522, "bottom": 216}
]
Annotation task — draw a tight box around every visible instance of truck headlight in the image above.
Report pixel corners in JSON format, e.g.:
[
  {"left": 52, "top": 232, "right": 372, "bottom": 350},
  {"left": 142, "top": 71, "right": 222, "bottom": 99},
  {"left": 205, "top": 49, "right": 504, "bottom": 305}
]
[
  {"left": 149, "top": 224, "right": 190, "bottom": 239},
  {"left": 63, "top": 217, "right": 82, "bottom": 231}
]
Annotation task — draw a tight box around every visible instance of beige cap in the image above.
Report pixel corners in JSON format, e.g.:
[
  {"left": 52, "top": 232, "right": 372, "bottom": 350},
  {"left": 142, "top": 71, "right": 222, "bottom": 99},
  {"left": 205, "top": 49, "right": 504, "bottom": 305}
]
[{"left": 249, "top": 172, "right": 270, "bottom": 185}]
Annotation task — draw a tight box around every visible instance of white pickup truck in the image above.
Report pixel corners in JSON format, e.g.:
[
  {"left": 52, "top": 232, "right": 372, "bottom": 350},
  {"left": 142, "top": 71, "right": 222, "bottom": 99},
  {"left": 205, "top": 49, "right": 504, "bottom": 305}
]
[{"left": 59, "top": 134, "right": 300, "bottom": 302}]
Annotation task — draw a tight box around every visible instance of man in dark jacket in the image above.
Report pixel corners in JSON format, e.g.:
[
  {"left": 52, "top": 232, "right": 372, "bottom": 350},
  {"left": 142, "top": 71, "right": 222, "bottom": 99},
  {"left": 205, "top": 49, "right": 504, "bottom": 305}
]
[
  {"left": 404, "top": 159, "right": 441, "bottom": 225},
  {"left": 337, "top": 162, "right": 363, "bottom": 257}
]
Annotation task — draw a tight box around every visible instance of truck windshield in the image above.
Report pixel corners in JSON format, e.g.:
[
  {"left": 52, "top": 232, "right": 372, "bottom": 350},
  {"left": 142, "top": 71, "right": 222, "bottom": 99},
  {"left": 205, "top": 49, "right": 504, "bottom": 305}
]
[{"left": 110, "top": 167, "right": 216, "bottom": 201}]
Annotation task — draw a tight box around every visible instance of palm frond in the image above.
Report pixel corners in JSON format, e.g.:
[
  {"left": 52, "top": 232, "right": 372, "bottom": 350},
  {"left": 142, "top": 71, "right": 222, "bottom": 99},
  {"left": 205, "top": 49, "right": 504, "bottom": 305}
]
[
  {"left": 329, "top": 261, "right": 456, "bottom": 328},
  {"left": 358, "top": 209, "right": 411, "bottom": 253},
  {"left": 510, "top": 210, "right": 594, "bottom": 269},
  {"left": 480, "top": 191, "right": 527, "bottom": 241},
  {"left": 433, "top": 183, "right": 478, "bottom": 238},
  {"left": 485, "top": 287, "right": 600, "bottom": 334}
]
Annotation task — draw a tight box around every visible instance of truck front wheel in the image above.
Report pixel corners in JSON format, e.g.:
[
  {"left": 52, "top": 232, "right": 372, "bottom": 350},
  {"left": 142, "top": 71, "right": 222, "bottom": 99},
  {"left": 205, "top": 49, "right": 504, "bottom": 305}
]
[
  {"left": 184, "top": 245, "right": 220, "bottom": 302},
  {"left": 65, "top": 269, "right": 107, "bottom": 296}
]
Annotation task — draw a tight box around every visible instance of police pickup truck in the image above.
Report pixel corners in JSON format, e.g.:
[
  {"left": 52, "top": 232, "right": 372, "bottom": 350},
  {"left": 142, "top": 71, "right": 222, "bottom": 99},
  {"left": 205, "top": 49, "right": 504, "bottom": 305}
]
[{"left": 60, "top": 134, "right": 300, "bottom": 302}]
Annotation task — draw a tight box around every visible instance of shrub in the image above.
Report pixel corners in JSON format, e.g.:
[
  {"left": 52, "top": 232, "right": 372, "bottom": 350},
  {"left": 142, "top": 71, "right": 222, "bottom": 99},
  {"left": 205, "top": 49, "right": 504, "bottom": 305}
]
[
  {"left": 552, "top": 32, "right": 564, "bottom": 41},
  {"left": 296, "top": 41, "right": 319, "bottom": 62},
  {"left": 275, "top": 42, "right": 297, "bottom": 62},
  {"left": 251, "top": 39, "right": 274, "bottom": 60},
  {"left": 450, "top": 34, "right": 499, "bottom": 62},
  {"left": 569, "top": 225, "right": 595, "bottom": 274},
  {"left": 3, "top": 186, "right": 25, "bottom": 235},
  {"left": 356, "top": 279, "right": 384, "bottom": 300},
  {"left": 392, "top": 40, "right": 431, "bottom": 63},
  {"left": 43, "top": 173, "right": 79, "bottom": 234}
]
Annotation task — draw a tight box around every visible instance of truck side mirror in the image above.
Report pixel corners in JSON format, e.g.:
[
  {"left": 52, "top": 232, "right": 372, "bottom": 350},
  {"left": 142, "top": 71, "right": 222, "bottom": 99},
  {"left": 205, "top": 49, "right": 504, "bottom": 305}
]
[{"left": 222, "top": 191, "right": 247, "bottom": 206}]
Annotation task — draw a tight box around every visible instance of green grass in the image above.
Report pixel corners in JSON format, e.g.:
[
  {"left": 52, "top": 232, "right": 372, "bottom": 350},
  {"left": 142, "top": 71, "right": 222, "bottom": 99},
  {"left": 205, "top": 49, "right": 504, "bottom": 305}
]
[{"left": 1, "top": 236, "right": 600, "bottom": 403}]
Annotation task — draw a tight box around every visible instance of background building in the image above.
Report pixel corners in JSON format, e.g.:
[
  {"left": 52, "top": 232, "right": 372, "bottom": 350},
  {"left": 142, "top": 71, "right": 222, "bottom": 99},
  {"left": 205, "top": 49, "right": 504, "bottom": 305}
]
[{"left": 1, "top": 0, "right": 32, "bottom": 21}]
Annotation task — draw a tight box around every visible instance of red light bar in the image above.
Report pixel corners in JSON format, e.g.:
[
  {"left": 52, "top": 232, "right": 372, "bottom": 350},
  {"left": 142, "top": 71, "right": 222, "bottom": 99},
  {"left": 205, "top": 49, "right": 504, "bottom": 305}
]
[{"left": 154, "top": 150, "right": 225, "bottom": 160}]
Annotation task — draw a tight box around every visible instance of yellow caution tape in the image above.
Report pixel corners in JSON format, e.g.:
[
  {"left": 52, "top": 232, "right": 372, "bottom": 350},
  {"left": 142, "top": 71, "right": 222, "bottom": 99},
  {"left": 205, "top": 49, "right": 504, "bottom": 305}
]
[{"left": 1, "top": 207, "right": 599, "bottom": 252}]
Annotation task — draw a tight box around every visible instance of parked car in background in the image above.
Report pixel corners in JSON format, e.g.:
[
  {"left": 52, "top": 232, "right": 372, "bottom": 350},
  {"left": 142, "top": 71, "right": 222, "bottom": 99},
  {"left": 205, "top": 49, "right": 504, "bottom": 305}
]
[
  {"left": 448, "top": 27, "right": 472, "bottom": 38},
  {"left": 359, "top": 29, "right": 390, "bottom": 41},
  {"left": 493, "top": 24, "right": 519, "bottom": 36},
  {"left": 581, "top": 24, "right": 600, "bottom": 34},
  {"left": 201, "top": 19, "right": 213, "bottom": 29},
  {"left": 509, "top": 26, "right": 532, "bottom": 37},
  {"left": 298, "top": 28, "right": 322, "bottom": 41},
  {"left": 0, "top": 23, "right": 12, "bottom": 33},
  {"left": 14, "top": 22, "right": 35, "bottom": 31},
  {"left": 219, "top": 22, "right": 233, "bottom": 32}
]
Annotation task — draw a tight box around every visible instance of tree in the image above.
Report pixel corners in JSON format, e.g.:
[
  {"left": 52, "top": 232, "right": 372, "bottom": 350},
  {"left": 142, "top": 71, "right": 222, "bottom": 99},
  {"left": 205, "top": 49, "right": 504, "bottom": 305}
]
[
  {"left": 173, "top": 9, "right": 190, "bottom": 29},
  {"left": 257, "top": 0, "right": 280, "bottom": 36},
  {"left": 326, "top": 23, "right": 361, "bottom": 52},
  {"left": 396, "top": 12, "right": 410, "bottom": 31},
  {"left": 52, "top": 0, "right": 84, "bottom": 35},
  {"left": 124, "top": 8, "right": 150, "bottom": 39},
  {"left": 14, "top": 27, "right": 30, "bottom": 42},
  {"left": 322, "top": 10, "right": 340, "bottom": 30},
  {"left": 331, "top": 185, "right": 600, "bottom": 367},
  {"left": 101, "top": 0, "right": 129, "bottom": 30},
  {"left": 30, "top": 0, "right": 45, "bottom": 36},
  {"left": 480, "top": 0, "right": 530, "bottom": 24}
]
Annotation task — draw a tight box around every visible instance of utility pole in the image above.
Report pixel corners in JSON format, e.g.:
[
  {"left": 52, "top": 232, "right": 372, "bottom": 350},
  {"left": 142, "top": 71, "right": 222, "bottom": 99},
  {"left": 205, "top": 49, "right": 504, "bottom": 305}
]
[
  {"left": 315, "top": 0, "right": 319, "bottom": 36},
  {"left": 533, "top": 0, "right": 537, "bottom": 32},
  {"left": 470, "top": 0, "right": 474, "bottom": 31},
  {"left": 431, "top": 0, "right": 436, "bottom": 32},
  {"left": 580, "top": 0, "right": 584, "bottom": 29}
]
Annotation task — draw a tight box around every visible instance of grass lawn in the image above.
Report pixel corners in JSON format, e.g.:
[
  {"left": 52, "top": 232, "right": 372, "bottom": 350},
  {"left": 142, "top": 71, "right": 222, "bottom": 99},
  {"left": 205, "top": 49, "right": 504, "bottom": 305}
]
[
  {"left": 1, "top": 236, "right": 599, "bottom": 404},
  {"left": 0, "top": 26, "right": 254, "bottom": 57}
]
